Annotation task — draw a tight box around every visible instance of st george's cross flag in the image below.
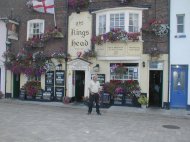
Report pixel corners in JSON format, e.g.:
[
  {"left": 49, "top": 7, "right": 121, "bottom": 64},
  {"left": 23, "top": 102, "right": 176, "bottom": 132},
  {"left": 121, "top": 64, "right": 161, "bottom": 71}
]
[{"left": 32, "top": 0, "right": 55, "bottom": 14}]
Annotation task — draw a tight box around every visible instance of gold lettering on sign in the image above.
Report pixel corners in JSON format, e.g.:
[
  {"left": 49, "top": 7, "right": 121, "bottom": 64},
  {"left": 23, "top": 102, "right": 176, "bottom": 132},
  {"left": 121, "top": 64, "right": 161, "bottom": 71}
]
[
  {"left": 107, "top": 46, "right": 125, "bottom": 56},
  {"left": 68, "top": 12, "right": 92, "bottom": 57},
  {"left": 128, "top": 46, "right": 141, "bottom": 55}
]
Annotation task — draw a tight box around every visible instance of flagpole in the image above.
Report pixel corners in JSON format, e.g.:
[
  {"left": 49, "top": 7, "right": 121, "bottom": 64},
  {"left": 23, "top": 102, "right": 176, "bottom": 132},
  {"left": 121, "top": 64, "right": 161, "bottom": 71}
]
[{"left": 54, "top": 12, "right": 57, "bottom": 27}]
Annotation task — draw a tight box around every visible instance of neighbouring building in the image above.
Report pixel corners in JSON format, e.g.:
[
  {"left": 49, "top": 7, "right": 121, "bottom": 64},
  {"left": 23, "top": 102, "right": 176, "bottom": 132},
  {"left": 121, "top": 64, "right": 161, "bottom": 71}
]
[
  {"left": 0, "top": 18, "right": 7, "bottom": 96},
  {"left": 0, "top": 0, "right": 67, "bottom": 100},
  {"left": 170, "top": 0, "right": 190, "bottom": 109}
]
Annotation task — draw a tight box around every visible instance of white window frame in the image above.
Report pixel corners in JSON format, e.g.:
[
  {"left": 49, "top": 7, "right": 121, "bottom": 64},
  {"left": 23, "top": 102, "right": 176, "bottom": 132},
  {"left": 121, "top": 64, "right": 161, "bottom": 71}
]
[
  {"left": 95, "top": 8, "right": 143, "bottom": 35},
  {"left": 128, "top": 13, "right": 139, "bottom": 32},
  {"left": 98, "top": 15, "right": 106, "bottom": 35},
  {"left": 110, "top": 13, "right": 125, "bottom": 31},
  {"left": 176, "top": 14, "right": 185, "bottom": 34},
  {"left": 27, "top": 19, "right": 45, "bottom": 40}
]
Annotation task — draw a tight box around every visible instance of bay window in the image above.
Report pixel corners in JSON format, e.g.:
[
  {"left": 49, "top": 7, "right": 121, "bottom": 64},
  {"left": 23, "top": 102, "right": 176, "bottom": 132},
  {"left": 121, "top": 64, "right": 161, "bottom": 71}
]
[{"left": 96, "top": 8, "right": 143, "bottom": 35}]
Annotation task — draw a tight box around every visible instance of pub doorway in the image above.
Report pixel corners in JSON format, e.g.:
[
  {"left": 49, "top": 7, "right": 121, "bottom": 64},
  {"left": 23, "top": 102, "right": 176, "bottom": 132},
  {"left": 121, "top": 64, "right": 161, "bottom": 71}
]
[
  {"left": 75, "top": 71, "right": 85, "bottom": 102},
  {"left": 149, "top": 70, "right": 163, "bottom": 107}
]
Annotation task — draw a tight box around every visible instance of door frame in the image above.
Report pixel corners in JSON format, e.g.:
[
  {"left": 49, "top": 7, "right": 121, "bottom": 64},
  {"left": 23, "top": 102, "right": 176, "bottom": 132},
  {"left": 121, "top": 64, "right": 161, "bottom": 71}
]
[{"left": 149, "top": 70, "right": 163, "bottom": 107}]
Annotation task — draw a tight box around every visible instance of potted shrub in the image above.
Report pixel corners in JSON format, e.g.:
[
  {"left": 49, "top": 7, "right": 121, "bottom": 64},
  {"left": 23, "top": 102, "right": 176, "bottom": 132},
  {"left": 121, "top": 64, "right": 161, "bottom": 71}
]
[
  {"left": 23, "top": 81, "right": 41, "bottom": 99},
  {"left": 0, "top": 91, "right": 4, "bottom": 99},
  {"left": 138, "top": 95, "right": 148, "bottom": 108}
]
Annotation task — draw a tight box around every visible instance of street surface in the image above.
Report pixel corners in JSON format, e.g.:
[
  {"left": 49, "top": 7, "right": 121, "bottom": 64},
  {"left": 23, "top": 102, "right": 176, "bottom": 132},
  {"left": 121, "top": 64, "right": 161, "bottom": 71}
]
[{"left": 0, "top": 99, "right": 190, "bottom": 142}]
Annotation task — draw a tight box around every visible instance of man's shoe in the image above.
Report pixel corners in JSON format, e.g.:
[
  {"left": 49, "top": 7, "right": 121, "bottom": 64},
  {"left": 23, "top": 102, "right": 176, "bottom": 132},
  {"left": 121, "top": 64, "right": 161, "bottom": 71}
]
[{"left": 97, "top": 112, "right": 101, "bottom": 115}]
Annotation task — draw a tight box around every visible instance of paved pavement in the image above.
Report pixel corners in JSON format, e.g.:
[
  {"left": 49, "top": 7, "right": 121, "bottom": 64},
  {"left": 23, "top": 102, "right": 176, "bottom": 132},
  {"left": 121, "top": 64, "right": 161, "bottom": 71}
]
[{"left": 0, "top": 99, "right": 190, "bottom": 142}]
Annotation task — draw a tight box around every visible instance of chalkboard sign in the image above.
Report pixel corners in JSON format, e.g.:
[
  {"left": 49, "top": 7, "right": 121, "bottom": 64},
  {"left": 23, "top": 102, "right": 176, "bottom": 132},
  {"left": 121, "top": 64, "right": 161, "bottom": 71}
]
[
  {"left": 91, "top": 74, "right": 105, "bottom": 86},
  {"left": 19, "top": 89, "right": 26, "bottom": 100},
  {"left": 45, "top": 71, "right": 54, "bottom": 86},
  {"left": 55, "top": 87, "right": 64, "bottom": 101},
  {"left": 55, "top": 71, "right": 64, "bottom": 86},
  {"left": 45, "top": 86, "right": 54, "bottom": 96},
  {"left": 113, "top": 94, "right": 124, "bottom": 105},
  {"left": 36, "top": 89, "right": 43, "bottom": 100}
]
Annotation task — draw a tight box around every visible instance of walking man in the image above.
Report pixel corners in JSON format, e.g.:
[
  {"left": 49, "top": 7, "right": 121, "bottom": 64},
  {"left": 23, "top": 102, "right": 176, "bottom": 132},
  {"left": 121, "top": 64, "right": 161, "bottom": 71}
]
[{"left": 88, "top": 74, "right": 101, "bottom": 115}]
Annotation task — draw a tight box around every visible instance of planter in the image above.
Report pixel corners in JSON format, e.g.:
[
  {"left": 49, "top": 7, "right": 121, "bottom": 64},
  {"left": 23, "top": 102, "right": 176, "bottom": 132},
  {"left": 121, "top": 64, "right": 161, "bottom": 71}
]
[
  {"left": 43, "top": 91, "right": 53, "bottom": 101},
  {"left": 35, "top": 89, "right": 43, "bottom": 100},
  {"left": 141, "top": 105, "right": 147, "bottom": 109},
  {"left": 26, "top": 95, "right": 36, "bottom": 100},
  {"left": 113, "top": 94, "right": 125, "bottom": 106},
  {"left": 19, "top": 89, "right": 26, "bottom": 100}
]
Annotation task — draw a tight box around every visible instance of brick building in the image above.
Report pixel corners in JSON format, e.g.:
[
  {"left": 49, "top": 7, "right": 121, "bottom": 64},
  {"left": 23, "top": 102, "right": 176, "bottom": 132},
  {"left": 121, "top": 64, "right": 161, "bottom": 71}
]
[{"left": 0, "top": 0, "right": 169, "bottom": 108}]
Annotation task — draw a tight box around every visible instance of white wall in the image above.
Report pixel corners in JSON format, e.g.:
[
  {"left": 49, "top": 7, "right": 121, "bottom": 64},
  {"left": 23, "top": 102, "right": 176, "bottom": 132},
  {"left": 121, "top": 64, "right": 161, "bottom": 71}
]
[
  {"left": 0, "top": 21, "right": 7, "bottom": 94},
  {"left": 170, "top": 0, "right": 190, "bottom": 104}
]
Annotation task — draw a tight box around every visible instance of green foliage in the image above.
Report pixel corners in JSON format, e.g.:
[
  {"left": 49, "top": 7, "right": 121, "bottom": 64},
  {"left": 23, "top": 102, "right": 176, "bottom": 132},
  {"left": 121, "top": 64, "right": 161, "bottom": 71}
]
[
  {"left": 23, "top": 81, "right": 41, "bottom": 96},
  {"left": 138, "top": 95, "right": 148, "bottom": 105}
]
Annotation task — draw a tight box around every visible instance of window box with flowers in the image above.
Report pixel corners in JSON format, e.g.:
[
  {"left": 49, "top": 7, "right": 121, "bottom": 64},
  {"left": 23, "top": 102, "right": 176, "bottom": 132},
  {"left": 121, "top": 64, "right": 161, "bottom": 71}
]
[
  {"left": 142, "top": 19, "right": 169, "bottom": 37},
  {"left": 102, "top": 80, "right": 141, "bottom": 106},
  {"left": 25, "top": 27, "right": 64, "bottom": 49},
  {"left": 92, "top": 29, "right": 140, "bottom": 45}
]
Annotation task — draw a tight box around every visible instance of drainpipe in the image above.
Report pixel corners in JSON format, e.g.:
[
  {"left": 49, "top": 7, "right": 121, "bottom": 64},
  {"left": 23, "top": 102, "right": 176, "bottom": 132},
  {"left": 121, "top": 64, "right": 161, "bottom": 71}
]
[
  {"left": 166, "top": 0, "right": 171, "bottom": 109},
  {"left": 64, "top": 0, "right": 69, "bottom": 98}
]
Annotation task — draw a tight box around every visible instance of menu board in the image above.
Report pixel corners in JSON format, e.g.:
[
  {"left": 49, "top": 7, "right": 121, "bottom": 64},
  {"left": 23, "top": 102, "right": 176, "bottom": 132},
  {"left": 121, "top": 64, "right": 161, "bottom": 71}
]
[
  {"left": 45, "top": 71, "right": 54, "bottom": 86},
  {"left": 55, "top": 71, "right": 64, "bottom": 86},
  {"left": 91, "top": 74, "right": 105, "bottom": 86},
  {"left": 55, "top": 87, "right": 64, "bottom": 100},
  {"left": 45, "top": 86, "right": 54, "bottom": 96}
]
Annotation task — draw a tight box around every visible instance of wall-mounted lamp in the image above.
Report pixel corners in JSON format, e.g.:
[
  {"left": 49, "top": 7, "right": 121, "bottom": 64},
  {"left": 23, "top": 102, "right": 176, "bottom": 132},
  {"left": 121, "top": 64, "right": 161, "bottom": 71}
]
[
  {"left": 93, "top": 64, "right": 99, "bottom": 72},
  {"left": 142, "top": 61, "right": 145, "bottom": 68}
]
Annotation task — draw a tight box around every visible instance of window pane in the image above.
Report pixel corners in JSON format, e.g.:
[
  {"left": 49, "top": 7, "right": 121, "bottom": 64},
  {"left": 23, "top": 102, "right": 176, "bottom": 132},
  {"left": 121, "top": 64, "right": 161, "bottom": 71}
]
[
  {"left": 129, "top": 20, "right": 133, "bottom": 25},
  {"left": 180, "top": 71, "right": 185, "bottom": 91},
  {"left": 110, "top": 64, "right": 138, "bottom": 81},
  {"left": 109, "top": 13, "right": 125, "bottom": 30},
  {"left": 128, "top": 13, "right": 139, "bottom": 32},
  {"left": 173, "top": 71, "right": 178, "bottom": 90},
  {"left": 177, "top": 25, "right": 184, "bottom": 33},
  {"left": 129, "top": 26, "right": 133, "bottom": 32},
  {"left": 177, "top": 16, "right": 184, "bottom": 24}
]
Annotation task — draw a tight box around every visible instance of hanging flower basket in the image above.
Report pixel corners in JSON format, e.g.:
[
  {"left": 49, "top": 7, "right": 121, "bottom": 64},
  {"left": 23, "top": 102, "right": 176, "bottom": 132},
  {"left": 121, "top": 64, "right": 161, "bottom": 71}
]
[
  {"left": 142, "top": 19, "right": 169, "bottom": 37},
  {"left": 25, "top": 27, "right": 63, "bottom": 49},
  {"left": 81, "top": 49, "right": 97, "bottom": 60}
]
